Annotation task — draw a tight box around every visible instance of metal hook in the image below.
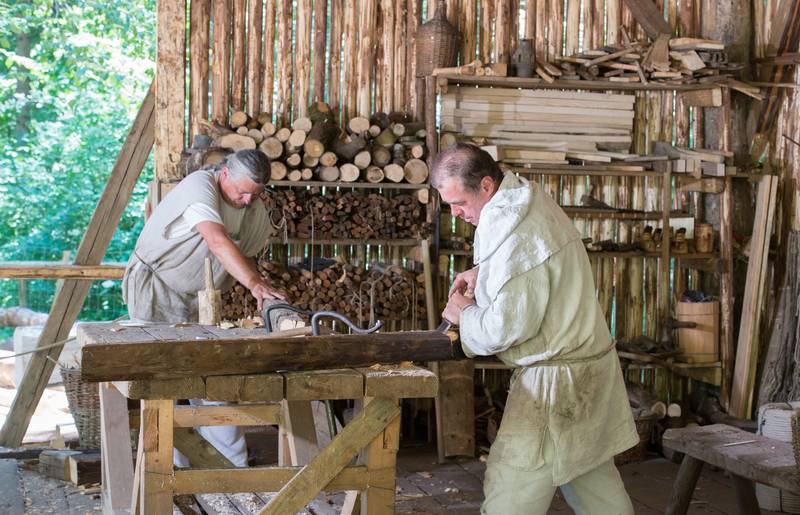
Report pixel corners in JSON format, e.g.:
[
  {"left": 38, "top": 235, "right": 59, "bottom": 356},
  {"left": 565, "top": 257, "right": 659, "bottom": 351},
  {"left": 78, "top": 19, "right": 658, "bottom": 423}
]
[{"left": 263, "top": 303, "right": 312, "bottom": 333}]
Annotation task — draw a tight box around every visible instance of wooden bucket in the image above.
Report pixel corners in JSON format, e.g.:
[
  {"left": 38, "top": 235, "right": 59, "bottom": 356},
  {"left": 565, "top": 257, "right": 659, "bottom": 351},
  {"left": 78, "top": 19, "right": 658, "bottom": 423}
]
[{"left": 675, "top": 300, "right": 720, "bottom": 363}]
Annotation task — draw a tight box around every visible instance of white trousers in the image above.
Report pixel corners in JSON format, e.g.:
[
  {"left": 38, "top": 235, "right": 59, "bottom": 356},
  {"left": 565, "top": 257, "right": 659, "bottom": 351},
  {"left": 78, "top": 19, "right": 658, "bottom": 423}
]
[
  {"left": 173, "top": 399, "right": 248, "bottom": 468},
  {"left": 482, "top": 433, "right": 634, "bottom": 515}
]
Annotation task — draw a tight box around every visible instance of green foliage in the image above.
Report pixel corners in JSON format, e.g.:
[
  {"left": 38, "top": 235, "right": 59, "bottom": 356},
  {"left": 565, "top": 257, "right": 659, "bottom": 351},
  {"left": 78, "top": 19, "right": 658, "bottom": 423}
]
[{"left": 0, "top": 0, "right": 156, "bottom": 322}]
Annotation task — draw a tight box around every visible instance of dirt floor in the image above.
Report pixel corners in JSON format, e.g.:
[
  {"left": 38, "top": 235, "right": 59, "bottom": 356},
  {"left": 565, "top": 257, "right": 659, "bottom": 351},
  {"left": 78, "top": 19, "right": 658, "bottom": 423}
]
[{"left": 2, "top": 447, "right": 783, "bottom": 514}]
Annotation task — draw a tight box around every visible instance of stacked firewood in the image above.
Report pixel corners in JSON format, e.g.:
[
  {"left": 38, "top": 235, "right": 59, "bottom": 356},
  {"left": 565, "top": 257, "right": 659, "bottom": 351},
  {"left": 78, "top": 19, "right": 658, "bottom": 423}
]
[
  {"left": 180, "top": 102, "right": 430, "bottom": 186},
  {"left": 265, "top": 188, "right": 430, "bottom": 240},
  {"left": 534, "top": 36, "right": 740, "bottom": 85},
  {"left": 220, "top": 260, "right": 427, "bottom": 323}
]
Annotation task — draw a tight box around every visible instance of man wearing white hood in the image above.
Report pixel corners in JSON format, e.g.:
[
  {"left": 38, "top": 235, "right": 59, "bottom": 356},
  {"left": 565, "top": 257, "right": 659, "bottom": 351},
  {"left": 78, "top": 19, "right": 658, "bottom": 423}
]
[{"left": 435, "top": 144, "right": 638, "bottom": 514}]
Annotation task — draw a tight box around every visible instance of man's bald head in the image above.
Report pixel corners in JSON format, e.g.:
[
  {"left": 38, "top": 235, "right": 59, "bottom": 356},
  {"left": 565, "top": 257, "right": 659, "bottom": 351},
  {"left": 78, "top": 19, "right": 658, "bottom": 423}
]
[{"left": 430, "top": 143, "right": 503, "bottom": 193}]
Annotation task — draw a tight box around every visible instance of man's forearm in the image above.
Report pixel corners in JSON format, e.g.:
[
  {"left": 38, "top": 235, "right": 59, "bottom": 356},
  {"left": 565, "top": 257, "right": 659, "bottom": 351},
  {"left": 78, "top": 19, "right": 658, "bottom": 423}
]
[{"left": 207, "top": 236, "right": 262, "bottom": 288}]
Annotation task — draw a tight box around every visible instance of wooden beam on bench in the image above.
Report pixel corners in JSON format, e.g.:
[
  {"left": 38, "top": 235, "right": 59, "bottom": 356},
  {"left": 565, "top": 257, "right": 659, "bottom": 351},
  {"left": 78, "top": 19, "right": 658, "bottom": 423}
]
[
  {"left": 173, "top": 404, "right": 281, "bottom": 427},
  {"left": 80, "top": 328, "right": 464, "bottom": 381},
  {"left": 260, "top": 398, "right": 400, "bottom": 515},
  {"left": 173, "top": 428, "right": 235, "bottom": 469},
  {"left": 173, "top": 465, "right": 370, "bottom": 494},
  {"left": 0, "top": 82, "right": 155, "bottom": 448}
]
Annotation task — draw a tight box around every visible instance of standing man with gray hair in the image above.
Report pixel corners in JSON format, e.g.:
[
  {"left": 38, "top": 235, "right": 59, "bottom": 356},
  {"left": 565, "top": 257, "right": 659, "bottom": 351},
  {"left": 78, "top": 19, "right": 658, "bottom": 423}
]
[
  {"left": 433, "top": 143, "right": 637, "bottom": 514},
  {"left": 123, "top": 149, "right": 286, "bottom": 467}
]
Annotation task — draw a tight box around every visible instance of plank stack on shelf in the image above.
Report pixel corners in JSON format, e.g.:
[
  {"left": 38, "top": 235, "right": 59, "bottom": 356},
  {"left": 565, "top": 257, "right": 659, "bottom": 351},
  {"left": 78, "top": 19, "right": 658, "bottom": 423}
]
[
  {"left": 179, "top": 105, "right": 430, "bottom": 187},
  {"left": 440, "top": 87, "right": 635, "bottom": 164},
  {"left": 220, "top": 260, "right": 427, "bottom": 325},
  {"left": 652, "top": 141, "right": 735, "bottom": 177}
]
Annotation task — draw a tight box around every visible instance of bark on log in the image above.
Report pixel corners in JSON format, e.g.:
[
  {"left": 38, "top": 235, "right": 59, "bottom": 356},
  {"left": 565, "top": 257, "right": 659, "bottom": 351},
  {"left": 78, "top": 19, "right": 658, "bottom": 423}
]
[
  {"left": 333, "top": 134, "right": 368, "bottom": 161},
  {"left": 371, "top": 145, "right": 392, "bottom": 167},
  {"left": 303, "top": 122, "right": 342, "bottom": 157},
  {"left": 214, "top": 133, "right": 257, "bottom": 151},
  {"left": 353, "top": 149, "right": 372, "bottom": 169},
  {"left": 365, "top": 166, "right": 385, "bottom": 183}
]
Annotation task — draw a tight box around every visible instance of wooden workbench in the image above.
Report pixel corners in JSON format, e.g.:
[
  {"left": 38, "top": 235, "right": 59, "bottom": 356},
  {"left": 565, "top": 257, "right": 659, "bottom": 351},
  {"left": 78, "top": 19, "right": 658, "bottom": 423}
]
[{"left": 78, "top": 322, "right": 439, "bottom": 514}]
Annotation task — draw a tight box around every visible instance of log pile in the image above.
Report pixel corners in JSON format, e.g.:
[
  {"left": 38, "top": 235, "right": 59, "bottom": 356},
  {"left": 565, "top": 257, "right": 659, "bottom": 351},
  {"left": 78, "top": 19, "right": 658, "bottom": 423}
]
[
  {"left": 220, "top": 261, "right": 427, "bottom": 324},
  {"left": 179, "top": 103, "right": 430, "bottom": 186},
  {"left": 266, "top": 188, "right": 430, "bottom": 240},
  {"left": 441, "top": 86, "right": 635, "bottom": 164}
]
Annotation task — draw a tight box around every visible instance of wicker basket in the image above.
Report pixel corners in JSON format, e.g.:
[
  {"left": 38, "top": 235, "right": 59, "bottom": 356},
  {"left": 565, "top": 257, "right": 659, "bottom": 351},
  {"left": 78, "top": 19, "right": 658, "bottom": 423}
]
[
  {"left": 615, "top": 412, "right": 657, "bottom": 466},
  {"left": 415, "top": 3, "right": 460, "bottom": 77},
  {"left": 61, "top": 366, "right": 101, "bottom": 449}
]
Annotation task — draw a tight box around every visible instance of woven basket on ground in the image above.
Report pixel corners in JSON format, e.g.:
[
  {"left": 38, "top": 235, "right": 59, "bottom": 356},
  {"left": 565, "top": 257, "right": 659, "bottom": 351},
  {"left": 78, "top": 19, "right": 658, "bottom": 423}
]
[
  {"left": 615, "top": 412, "right": 657, "bottom": 466},
  {"left": 415, "top": 3, "right": 460, "bottom": 77},
  {"left": 61, "top": 365, "right": 101, "bottom": 449}
]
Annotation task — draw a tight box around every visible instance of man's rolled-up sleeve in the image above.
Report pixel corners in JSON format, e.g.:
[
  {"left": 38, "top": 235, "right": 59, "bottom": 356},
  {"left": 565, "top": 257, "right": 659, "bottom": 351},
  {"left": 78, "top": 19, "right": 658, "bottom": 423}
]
[{"left": 459, "top": 266, "right": 550, "bottom": 357}]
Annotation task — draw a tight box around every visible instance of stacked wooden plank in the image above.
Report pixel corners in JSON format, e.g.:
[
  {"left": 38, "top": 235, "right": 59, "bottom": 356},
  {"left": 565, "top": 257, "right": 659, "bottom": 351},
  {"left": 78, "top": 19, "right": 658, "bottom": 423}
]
[
  {"left": 267, "top": 188, "right": 430, "bottom": 240},
  {"left": 179, "top": 104, "right": 430, "bottom": 185},
  {"left": 221, "top": 261, "right": 427, "bottom": 323},
  {"left": 653, "top": 141, "right": 735, "bottom": 177},
  {"left": 441, "top": 86, "right": 635, "bottom": 164},
  {"left": 535, "top": 37, "right": 740, "bottom": 85}
]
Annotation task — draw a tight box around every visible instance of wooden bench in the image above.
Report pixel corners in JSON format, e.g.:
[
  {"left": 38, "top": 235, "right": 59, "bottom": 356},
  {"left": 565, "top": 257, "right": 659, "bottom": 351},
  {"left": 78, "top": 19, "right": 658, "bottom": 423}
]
[
  {"left": 78, "top": 323, "right": 439, "bottom": 514},
  {"left": 663, "top": 423, "right": 800, "bottom": 515}
]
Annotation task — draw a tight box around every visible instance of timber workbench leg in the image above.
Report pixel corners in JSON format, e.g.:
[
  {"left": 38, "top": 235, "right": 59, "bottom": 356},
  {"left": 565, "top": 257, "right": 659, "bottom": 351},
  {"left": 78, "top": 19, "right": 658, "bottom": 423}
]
[
  {"left": 140, "top": 399, "right": 174, "bottom": 514},
  {"left": 361, "top": 398, "right": 401, "bottom": 514},
  {"left": 731, "top": 475, "right": 760, "bottom": 514},
  {"left": 665, "top": 456, "right": 704, "bottom": 515},
  {"left": 277, "top": 400, "right": 319, "bottom": 466},
  {"left": 99, "top": 382, "right": 134, "bottom": 514}
]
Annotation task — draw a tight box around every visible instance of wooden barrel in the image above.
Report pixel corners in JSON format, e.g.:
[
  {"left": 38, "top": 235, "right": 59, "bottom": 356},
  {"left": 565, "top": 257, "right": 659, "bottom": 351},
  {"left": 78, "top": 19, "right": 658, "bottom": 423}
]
[{"left": 675, "top": 300, "right": 719, "bottom": 363}]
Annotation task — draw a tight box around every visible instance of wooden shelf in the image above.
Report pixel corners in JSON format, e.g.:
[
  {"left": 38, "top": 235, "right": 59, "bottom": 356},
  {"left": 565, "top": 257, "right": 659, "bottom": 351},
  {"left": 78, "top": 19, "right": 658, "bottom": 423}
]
[
  {"left": 511, "top": 165, "right": 663, "bottom": 178},
  {"left": 268, "top": 181, "right": 429, "bottom": 190},
  {"left": 265, "top": 238, "right": 423, "bottom": 247},
  {"left": 563, "top": 207, "right": 688, "bottom": 220},
  {"left": 623, "top": 360, "right": 722, "bottom": 386},
  {"left": 440, "top": 249, "right": 719, "bottom": 261},
  {"left": 438, "top": 74, "right": 726, "bottom": 92},
  {"left": 0, "top": 262, "right": 126, "bottom": 280}
]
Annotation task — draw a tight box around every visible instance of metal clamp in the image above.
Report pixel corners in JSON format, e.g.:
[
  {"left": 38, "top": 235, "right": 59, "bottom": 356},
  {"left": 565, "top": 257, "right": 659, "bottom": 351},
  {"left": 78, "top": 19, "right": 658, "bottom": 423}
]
[{"left": 263, "top": 303, "right": 382, "bottom": 335}]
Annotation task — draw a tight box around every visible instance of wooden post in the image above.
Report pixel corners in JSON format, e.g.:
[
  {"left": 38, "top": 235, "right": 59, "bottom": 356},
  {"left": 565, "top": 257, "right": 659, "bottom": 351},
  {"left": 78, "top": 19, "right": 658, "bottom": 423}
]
[
  {"left": 565, "top": 0, "right": 580, "bottom": 56},
  {"left": 328, "top": 0, "right": 343, "bottom": 121},
  {"left": 393, "top": 0, "right": 407, "bottom": 113},
  {"left": 189, "top": 0, "right": 210, "bottom": 142},
  {"left": 607, "top": 0, "right": 621, "bottom": 45},
  {"left": 231, "top": 0, "right": 246, "bottom": 112},
  {"left": 494, "top": 0, "right": 511, "bottom": 64},
  {"left": 155, "top": 0, "right": 186, "bottom": 182},
  {"left": 246, "top": 0, "right": 263, "bottom": 117},
  {"left": 198, "top": 257, "right": 222, "bottom": 325},
  {"left": 547, "top": 0, "right": 563, "bottom": 61},
  {"left": 658, "top": 160, "right": 672, "bottom": 327},
  {"left": 211, "top": 0, "right": 230, "bottom": 125},
  {"left": 357, "top": 0, "right": 378, "bottom": 116},
  {"left": 100, "top": 383, "right": 134, "bottom": 513},
  {"left": 140, "top": 400, "right": 174, "bottom": 513},
  {"left": 361, "top": 399, "right": 401, "bottom": 513},
  {"left": 261, "top": 0, "right": 276, "bottom": 116},
  {"left": 312, "top": 0, "right": 328, "bottom": 104},
  {"left": 342, "top": 0, "right": 359, "bottom": 121},
  {"left": 479, "top": 0, "right": 494, "bottom": 63},
  {"left": 380, "top": 0, "right": 395, "bottom": 113},
  {"left": 719, "top": 100, "right": 734, "bottom": 410},
  {"left": 407, "top": 0, "right": 422, "bottom": 117},
  {"left": 0, "top": 84, "right": 155, "bottom": 448},
  {"left": 424, "top": 76, "right": 438, "bottom": 165},
  {"left": 276, "top": 0, "right": 293, "bottom": 125},
  {"left": 295, "top": 0, "right": 312, "bottom": 119}
]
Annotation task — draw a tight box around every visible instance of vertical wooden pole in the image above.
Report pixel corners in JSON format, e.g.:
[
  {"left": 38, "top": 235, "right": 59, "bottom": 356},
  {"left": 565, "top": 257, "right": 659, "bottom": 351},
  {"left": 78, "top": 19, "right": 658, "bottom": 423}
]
[
  {"left": 407, "top": 0, "right": 422, "bottom": 117},
  {"left": 261, "top": 0, "right": 276, "bottom": 116},
  {"left": 591, "top": 0, "right": 603, "bottom": 48},
  {"left": 231, "top": 0, "right": 246, "bottom": 112},
  {"left": 494, "top": 0, "right": 511, "bottom": 63},
  {"left": 295, "top": 0, "right": 312, "bottom": 119},
  {"left": 565, "top": 0, "right": 580, "bottom": 55},
  {"left": 312, "top": 0, "right": 328, "bottom": 104},
  {"left": 607, "top": 0, "right": 622, "bottom": 45},
  {"left": 140, "top": 400, "right": 174, "bottom": 513},
  {"left": 156, "top": 0, "right": 186, "bottom": 182},
  {"left": 394, "top": 1, "right": 408, "bottom": 112},
  {"left": 658, "top": 160, "right": 672, "bottom": 327},
  {"left": 462, "top": 0, "right": 477, "bottom": 63},
  {"left": 100, "top": 383, "right": 134, "bottom": 513},
  {"left": 547, "top": 0, "right": 563, "bottom": 61},
  {"left": 357, "top": 0, "right": 378, "bottom": 116},
  {"left": 189, "top": 0, "right": 210, "bottom": 142},
  {"left": 342, "top": 0, "right": 359, "bottom": 121},
  {"left": 276, "top": 0, "right": 293, "bottom": 125},
  {"left": 380, "top": 0, "right": 395, "bottom": 113},
  {"left": 524, "top": 0, "right": 536, "bottom": 39},
  {"left": 479, "top": 0, "right": 495, "bottom": 63},
  {"left": 247, "top": 0, "right": 264, "bottom": 117},
  {"left": 535, "top": 0, "right": 546, "bottom": 58},
  {"left": 329, "top": 0, "right": 343, "bottom": 120},
  {"left": 719, "top": 99, "right": 734, "bottom": 409},
  {"left": 212, "top": 0, "right": 231, "bottom": 125}
]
